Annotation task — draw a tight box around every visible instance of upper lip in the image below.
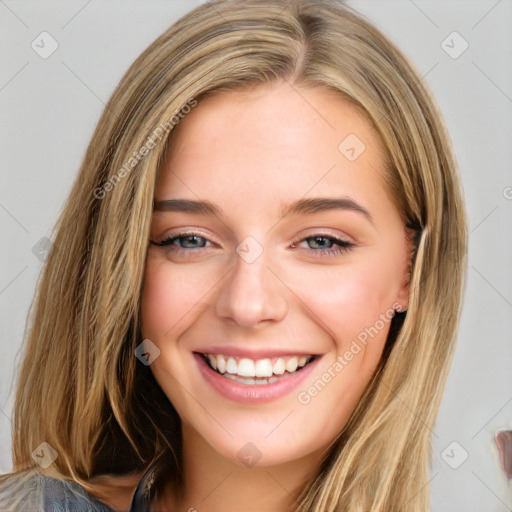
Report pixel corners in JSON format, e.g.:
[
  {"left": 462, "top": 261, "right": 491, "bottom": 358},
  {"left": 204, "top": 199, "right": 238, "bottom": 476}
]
[{"left": 194, "top": 347, "right": 319, "bottom": 359}]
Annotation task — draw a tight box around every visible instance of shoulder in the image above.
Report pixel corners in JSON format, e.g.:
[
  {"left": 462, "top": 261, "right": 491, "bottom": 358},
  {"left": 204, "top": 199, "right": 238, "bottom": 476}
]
[{"left": 0, "top": 471, "right": 115, "bottom": 512}]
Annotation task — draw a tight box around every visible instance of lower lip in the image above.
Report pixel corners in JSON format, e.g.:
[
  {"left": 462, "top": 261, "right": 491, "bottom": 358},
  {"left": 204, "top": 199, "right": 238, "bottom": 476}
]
[{"left": 194, "top": 353, "right": 320, "bottom": 404}]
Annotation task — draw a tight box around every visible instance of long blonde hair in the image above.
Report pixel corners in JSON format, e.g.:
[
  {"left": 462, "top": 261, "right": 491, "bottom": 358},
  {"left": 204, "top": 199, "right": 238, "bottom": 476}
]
[{"left": 7, "top": 1, "right": 467, "bottom": 510}]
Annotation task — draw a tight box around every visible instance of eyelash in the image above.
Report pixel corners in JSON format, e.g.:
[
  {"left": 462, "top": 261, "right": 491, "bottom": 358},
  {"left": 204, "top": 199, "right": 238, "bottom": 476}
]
[
  {"left": 150, "top": 231, "right": 212, "bottom": 251},
  {"left": 150, "top": 231, "right": 354, "bottom": 258},
  {"left": 290, "top": 233, "right": 354, "bottom": 257}
]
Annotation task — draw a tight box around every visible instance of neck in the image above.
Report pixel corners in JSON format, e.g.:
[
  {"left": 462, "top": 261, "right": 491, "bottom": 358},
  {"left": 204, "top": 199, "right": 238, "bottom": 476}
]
[{"left": 157, "top": 427, "right": 324, "bottom": 512}]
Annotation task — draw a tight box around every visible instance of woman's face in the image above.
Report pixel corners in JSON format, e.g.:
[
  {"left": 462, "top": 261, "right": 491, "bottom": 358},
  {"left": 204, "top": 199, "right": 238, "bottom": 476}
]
[{"left": 141, "top": 82, "right": 411, "bottom": 467}]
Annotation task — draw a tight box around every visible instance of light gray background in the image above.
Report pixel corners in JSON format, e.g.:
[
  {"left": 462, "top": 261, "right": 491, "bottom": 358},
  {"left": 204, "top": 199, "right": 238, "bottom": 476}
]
[{"left": 1, "top": 1, "right": 511, "bottom": 510}]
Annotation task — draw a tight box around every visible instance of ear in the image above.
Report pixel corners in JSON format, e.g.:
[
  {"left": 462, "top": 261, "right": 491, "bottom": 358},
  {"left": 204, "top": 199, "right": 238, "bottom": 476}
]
[
  {"left": 395, "top": 279, "right": 409, "bottom": 313},
  {"left": 395, "top": 226, "right": 419, "bottom": 312}
]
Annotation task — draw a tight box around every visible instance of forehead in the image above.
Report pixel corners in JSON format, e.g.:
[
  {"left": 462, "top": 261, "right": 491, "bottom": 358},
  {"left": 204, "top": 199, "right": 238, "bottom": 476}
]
[
  {"left": 165, "top": 82, "right": 379, "bottom": 157},
  {"left": 155, "top": 82, "right": 391, "bottom": 218}
]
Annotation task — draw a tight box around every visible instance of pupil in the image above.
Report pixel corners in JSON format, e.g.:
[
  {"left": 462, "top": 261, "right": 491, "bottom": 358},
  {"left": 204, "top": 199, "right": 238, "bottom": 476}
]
[
  {"left": 182, "top": 236, "right": 202, "bottom": 248},
  {"left": 310, "top": 237, "right": 332, "bottom": 249}
]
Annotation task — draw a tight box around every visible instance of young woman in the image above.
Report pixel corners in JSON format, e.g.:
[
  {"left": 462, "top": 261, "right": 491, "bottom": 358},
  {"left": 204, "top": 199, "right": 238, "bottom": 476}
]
[{"left": 0, "top": 0, "right": 467, "bottom": 510}]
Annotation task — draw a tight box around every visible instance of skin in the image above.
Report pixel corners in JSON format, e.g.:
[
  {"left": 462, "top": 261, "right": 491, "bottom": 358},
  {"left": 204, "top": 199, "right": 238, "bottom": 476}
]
[{"left": 136, "top": 81, "right": 411, "bottom": 512}]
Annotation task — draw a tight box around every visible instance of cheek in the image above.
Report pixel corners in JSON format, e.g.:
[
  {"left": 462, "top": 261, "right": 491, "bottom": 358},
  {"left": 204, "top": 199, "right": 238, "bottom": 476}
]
[
  {"left": 141, "top": 258, "right": 213, "bottom": 339},
  {"left": 290, "top": 264, "right": 399, "bottom": 443},
  {"left": 292, "top": 262, "right": 397, "bottom": 340},
  {"left": 286, "top": 251, "right": 403, "bottom": 381},
  {"left": 140, "top": 259, "right": 213, "bottom": 424}
]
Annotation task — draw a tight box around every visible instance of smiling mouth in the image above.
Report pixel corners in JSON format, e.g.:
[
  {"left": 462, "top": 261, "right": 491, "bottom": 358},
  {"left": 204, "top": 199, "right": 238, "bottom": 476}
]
[{"left": 198, "top": 353, "right": 317, "bottom": 385}]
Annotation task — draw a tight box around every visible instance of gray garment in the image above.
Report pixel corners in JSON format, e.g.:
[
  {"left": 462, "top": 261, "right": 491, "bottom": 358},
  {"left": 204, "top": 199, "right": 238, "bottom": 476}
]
[{"left": 0, "top": 471, "right": 153, "bottom": 512}]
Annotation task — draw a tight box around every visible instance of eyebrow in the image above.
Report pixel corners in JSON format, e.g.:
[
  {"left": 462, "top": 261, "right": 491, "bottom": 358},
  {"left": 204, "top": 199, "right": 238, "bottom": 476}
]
[
  {"left": 280, "top": 197, "right": 374, "bottom": 224},
  {"left": 153, "top": 199, "right": 222, "bottom": 216},
  {"left": 153, "top": 196, "right": 373, "bottom": 224}
]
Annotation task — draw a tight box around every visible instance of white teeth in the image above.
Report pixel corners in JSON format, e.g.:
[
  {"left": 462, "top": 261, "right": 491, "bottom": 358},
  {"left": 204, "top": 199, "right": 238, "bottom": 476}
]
[
  {"left": 285, "top": 357, "right": 298, "bottom": 373},
  {"left": 224, "top": 374, "right": 256, "bottom": 385},
  {"left": 238, "top": 358, "right": 256, "bottom": 377},
  {"left": 255, "top": 358, "right": 273, "bottom": 378},
  {"left": 226, "top": 357, "right": 238, "bottom": 374},
  {"left": 273, "top": 358, "right": 286, "bottom": 375},
  {"left": 204, "top": 353, "right": 312, "bottom": 380},
  {"left": 217, "top": 355, "right": 226, "bottom": 374},
  {"left": 223, "top": 374, "right": 282, "bottom": 386},
  {"left": 207, "top": 355, "right": 217, "bottom": 370}
]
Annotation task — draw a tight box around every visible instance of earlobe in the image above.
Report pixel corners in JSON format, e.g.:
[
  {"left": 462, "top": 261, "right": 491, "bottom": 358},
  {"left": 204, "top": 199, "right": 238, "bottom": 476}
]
[
  {"left": 395, "top": 287, "right": 409, "bottom": 314},
  {"left": 394, "top": 264, "right": 409, "bottom": 312},
  {"left": 396, "top": 267, "right": 410, "bottom": 312}
]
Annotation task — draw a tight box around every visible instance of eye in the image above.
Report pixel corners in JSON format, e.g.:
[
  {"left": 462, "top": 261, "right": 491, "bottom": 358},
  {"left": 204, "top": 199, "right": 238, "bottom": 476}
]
[
  {"left": 306, "top": 236, "right": 337, "bottom": 250},
  {"left": 291, "top": 234, "right": 354, "bottom": 257},
  {"left": 150, "top": 232, "right": 212, "bottom": 249},
  {"left": 150, "top": 232, "right": 353, "bottom": 257}
]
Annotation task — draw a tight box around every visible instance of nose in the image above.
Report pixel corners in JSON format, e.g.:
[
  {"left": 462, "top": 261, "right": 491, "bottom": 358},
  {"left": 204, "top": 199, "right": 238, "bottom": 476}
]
[{"left": 214, "top": 246, "right": 288, "bottom": 328}]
